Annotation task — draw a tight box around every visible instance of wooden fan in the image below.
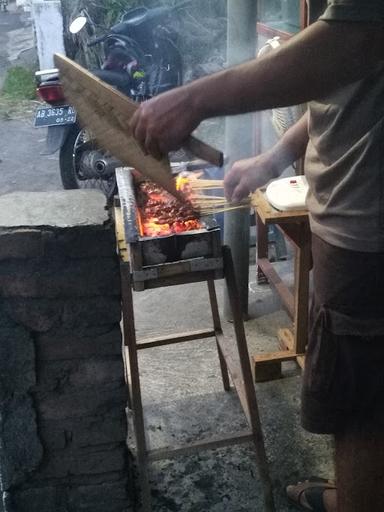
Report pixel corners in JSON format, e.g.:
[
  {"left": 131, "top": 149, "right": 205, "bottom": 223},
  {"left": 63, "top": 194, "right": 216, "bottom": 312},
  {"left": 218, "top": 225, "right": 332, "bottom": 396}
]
[{"left": 54, "top": 54, "right": 223, "bottom": 200}]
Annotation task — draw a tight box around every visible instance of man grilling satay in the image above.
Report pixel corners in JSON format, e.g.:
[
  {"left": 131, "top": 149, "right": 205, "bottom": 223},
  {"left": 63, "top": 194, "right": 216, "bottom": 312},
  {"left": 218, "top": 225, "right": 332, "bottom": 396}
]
[{"left": 130, "top": 1, "right": 384, "bottom": 511}]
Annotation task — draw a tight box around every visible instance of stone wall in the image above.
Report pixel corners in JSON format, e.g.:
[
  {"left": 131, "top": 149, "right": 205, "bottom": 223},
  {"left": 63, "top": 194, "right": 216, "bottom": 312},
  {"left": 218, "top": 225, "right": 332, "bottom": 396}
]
[{"left": 0, "top": 190, "right": 133, "bottom": 512}]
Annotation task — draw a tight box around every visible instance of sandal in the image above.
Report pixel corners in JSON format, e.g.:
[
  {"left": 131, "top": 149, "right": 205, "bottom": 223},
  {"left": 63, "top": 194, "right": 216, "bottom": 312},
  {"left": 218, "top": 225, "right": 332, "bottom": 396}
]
[{"left": 286, "top": 477, "right": 336, "bottom": 511}]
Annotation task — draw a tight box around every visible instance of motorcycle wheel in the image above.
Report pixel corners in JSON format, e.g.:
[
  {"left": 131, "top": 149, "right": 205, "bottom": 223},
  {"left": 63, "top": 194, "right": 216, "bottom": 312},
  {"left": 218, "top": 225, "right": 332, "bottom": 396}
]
[{"left": 60, "top": 123, "right": 118, "bottom": 200}]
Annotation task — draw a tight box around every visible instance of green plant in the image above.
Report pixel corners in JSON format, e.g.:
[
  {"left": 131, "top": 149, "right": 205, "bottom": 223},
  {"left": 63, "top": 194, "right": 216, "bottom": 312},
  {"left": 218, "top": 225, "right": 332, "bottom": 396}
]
[
  {"left": 2, "top": 66, "right": 36, "bottom": 100},
  {"left": 84, "top": 0, "right": 141, "bottom": 27}
]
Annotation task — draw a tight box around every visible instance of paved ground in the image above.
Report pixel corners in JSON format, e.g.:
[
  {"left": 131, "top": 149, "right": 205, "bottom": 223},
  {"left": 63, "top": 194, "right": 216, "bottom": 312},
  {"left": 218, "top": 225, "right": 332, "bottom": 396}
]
[
  {"left": 0, "top": 0, "right": 34, "bottom": 87},
  {"left": 0, "top": 117, "right": 61, "bottom": 194},
  {"left": 0, "top": 1, "right": 60, "bottom": 194}
]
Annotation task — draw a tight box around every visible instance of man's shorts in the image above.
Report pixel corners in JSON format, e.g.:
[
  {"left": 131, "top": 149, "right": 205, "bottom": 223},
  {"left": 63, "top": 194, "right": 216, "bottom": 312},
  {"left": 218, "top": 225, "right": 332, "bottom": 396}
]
[{"left": 301, "top": 234, "right": 384, "bottom": 434}]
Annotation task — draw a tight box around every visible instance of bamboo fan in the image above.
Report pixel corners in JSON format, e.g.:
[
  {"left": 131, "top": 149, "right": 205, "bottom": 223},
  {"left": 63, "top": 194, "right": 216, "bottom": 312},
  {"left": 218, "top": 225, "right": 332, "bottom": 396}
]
[{"left": 54, "top": 54, "right": 223, "bottom": 201}]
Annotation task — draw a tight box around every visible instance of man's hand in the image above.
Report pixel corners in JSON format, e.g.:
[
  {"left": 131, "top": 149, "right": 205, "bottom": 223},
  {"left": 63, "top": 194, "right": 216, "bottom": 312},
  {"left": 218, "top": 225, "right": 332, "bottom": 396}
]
[
  {"left": 130, "top": 85, "right": 203, "bottom": 159},
  {"left": 224, "top": 154, "right": 279, "bottom": 203}
]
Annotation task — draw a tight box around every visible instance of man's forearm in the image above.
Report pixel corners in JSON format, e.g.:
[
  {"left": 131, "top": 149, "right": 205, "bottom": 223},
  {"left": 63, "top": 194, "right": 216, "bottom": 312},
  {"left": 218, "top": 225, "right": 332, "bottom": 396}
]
[
  {"left": 189, "top": 20, "right": 384, "bottom": 119},
  {"left": 267, "top": 112, "right": 309, "bottom": 175},
  {"left": 223, "top": 112, "right": 309, "bottom": 201}
]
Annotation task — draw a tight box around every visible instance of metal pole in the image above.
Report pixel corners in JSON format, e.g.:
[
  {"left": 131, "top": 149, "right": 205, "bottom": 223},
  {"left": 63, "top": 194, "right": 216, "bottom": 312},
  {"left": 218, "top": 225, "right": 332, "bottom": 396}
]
[{"left": 224, "top": 0, "right": 257, "bottom": 319}]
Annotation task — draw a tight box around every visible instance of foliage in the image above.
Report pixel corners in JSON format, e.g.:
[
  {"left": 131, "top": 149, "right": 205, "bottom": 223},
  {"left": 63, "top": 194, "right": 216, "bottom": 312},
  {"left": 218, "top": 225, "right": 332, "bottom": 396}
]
[
  {"left": 60, "top": 0, "right": 227, "bottom": 82},
  {"left": 1, "top": 67, "right": 36, "bottom": 100}
]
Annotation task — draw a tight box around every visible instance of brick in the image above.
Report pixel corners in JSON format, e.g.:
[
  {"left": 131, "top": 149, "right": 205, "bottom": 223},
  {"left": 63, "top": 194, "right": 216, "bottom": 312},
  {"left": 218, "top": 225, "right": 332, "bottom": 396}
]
[
  {"left": 0, "top": 326, "right": 35, "bottom": 400},
  {"left": 0, "top": 258, "right": 121, "bottom": 298},
  {"left": 37, "top": 443, "right": 128, "bottom": 478},
  {"left": 0, "top": 229, "right": 43, "bottom": 260},
  {"left": 45, "top": 226, "right": 116, "bottom": 259},
  {"left": 35, "top": 382, "right": 128, "bottom": 421},
  {"left": 61, "top": 296, "right": 121, "bottom": 329},
  {"left": 11, "top": 487, "right": 65, "bottom": 512},
  {"left": 67, "top": 478, "right": 133, "bottom": 512},
  {"left": 36, "top": 325, "right": 122, "bottom": 360},
  {"left": 4, "top": 298, "right": 61, "bottom": 332},
  {"left": 39, "top": 413, "right": 127, "bottom": 451},
  {"left": 4, "top": 297, "right": 121, "bottom": 332},
  {"left": 61, "top": 296, "right": 122, "bottom": 328},
  {"left": 36, "top": 358, "right": 125, "bottom": 392},
  {"left": 0, "top": 397, "right": 43, "bottom": 489}
]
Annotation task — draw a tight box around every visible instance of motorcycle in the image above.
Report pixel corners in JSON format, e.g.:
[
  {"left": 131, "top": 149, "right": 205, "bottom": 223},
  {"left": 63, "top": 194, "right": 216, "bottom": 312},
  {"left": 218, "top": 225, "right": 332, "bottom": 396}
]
[{"left": 34, "top": 2, "right": 189, "bottom": 199}]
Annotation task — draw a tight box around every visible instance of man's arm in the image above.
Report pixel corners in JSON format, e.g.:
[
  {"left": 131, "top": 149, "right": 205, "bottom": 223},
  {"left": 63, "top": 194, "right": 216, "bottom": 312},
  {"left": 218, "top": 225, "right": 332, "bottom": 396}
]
[
  {"left": 130, "top": 20, "right": 384, "bottom": 158},
  {"left": 224, "top": 112, "right": 309, "bottom": 202}
]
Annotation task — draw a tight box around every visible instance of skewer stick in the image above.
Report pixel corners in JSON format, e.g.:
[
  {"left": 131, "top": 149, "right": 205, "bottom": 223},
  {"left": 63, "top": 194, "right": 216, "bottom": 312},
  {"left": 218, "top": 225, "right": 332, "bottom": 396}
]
[
  {"left": 199, "top": 205, "right": 250, "bottom": 215},
  {"left": 189, "top": 179, "right": 224, "bottom": 188},
  {"left": 192, "top": 194, "right": 226, "bottom": 200}
]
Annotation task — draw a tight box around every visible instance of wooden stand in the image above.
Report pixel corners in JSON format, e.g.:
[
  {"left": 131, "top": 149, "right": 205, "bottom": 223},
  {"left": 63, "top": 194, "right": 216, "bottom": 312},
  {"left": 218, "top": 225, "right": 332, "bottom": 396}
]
[
  {"left": 251, "top": 188, "right": 311, "bottom": 382},
  {"left": 115, "top": 208, "right": 276, "bottom": 512}
]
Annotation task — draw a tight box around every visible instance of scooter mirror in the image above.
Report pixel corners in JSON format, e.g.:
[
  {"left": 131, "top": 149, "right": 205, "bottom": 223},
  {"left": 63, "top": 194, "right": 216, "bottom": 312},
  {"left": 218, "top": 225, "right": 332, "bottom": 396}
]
[{"left": 69, "top": 16, "right": 87, "bottom": 34}]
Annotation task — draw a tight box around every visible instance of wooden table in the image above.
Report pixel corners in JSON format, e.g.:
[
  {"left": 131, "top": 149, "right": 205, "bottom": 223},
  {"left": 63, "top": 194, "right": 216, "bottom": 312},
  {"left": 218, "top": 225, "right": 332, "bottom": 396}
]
[{"left": 251, "top": 188, "right": 311, "bottom": 382}]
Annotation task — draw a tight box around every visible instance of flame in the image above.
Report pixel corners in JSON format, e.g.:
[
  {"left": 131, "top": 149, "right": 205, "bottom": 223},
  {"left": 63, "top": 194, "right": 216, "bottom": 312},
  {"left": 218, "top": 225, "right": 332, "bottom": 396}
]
[{"left": 176, "top": 175, "right": 190, "bottom": 191}]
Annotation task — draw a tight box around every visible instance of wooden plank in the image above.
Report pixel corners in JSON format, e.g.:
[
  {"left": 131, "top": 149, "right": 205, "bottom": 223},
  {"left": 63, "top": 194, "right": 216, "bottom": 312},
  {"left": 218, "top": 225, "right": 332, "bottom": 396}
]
[
  {"left": 221, "top": 246, "right": 275, "bottom": 512},
  {"left": 301, "top": 0, "right": 309, "bottom": 29},
  {"left": 253, "top": 350, "right": 297, "bottom": 363},
  {"left": 148, "top": 431, "right": 254, "bottom": 461},
  {"left": 278, "top": 327, "right": 295, "bottom": 350},
  {"left": 257, "top": 258, "right": 294, "bottom": 318},
  {"left": 136, "top": 329, "right": 216, "bottom": 350},
  {"left": 254, "top": 362, "right": 282, "bottom": 383},
  {"left": 119, "top": 263, "right": 152, "bottom": 511},
  {"left": 256, "top": 211, "right": 269, "bottom": 284},
  {"left": 278, "top": 328, "right": 306, "bottom": 370},
  {"left": 139, "top": 270, "right": 222, "bottom": 289},
  {"left": 207, "top": 280, "right": 231, "bottom": 391},
  {"left": 251, "top": 189, "right": 308, "bottom": 224},
  {"left": 293, "top": 231, "right": 312, "bottom": 355},
  {"left": 253, "top": 349, "right": 303, "bottom": 382},
  {"left": 256, "top": 22, "right": 293, "bottom": 41},
  {"left": 215, "top": 331, "right": 251, "bottom": 424},
  {"left": 114, "top": 207, "right": 130, "bottom": 263}
]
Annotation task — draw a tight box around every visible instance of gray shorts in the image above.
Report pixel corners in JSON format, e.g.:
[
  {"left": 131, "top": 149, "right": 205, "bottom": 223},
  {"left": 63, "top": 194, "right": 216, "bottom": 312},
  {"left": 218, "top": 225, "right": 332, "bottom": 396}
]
[{"left": 301, "top": 234, "right": 384, "bottom": 434}]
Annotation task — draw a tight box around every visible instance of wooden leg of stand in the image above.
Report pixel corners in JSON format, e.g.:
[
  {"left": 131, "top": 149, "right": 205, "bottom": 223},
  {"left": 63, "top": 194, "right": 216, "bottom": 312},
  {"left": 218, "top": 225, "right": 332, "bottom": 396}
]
[
  {"left": 120, "top": 263, "right": 152, "bottom": 512},
  {"left": 256, "top": 212, "right": 268, "bottom": 284},
  {"left": 293, "top": 231, "right": 311, "bottom": 358},
  {"left": 223, "top": 246, "right": 275, "bottom": 512},
  {"left": 207, "top": 279, "right": 231, "bottom": 392}
]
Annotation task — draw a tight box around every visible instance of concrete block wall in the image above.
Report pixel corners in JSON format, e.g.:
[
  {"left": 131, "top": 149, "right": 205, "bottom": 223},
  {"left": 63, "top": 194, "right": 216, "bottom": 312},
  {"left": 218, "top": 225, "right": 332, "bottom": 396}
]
[{"left": 0, "top": 190, "right": 133, "bottom": 512}]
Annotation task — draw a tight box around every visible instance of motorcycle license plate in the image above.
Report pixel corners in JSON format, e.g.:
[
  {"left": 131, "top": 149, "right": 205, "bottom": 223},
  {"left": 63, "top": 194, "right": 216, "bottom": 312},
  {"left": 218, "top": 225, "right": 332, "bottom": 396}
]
[{"left": 34, "top": 105, "right": 77, "bottom": 128}]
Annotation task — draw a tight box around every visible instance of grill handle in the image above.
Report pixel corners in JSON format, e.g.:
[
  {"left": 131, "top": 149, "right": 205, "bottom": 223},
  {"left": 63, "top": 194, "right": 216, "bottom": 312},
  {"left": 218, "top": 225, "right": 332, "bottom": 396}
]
[{"left": 183, "top": 136, "right": 224, "bottom": 168}]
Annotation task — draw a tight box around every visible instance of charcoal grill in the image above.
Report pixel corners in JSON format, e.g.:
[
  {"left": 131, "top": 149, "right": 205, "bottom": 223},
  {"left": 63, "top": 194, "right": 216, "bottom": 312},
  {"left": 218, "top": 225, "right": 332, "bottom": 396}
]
[
  {"left": 114, "top": 167, "right": 275, "bottom": 512},
  {"left": 115, "top": 167, "right": 223, "bottom": 290}
]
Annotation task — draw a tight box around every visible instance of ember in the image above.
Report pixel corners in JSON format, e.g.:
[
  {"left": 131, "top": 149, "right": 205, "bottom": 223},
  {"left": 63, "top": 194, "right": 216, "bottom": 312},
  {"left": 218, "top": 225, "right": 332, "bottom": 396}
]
[{"left": 136, "top": 181, "right": 202, "bottom": 237}]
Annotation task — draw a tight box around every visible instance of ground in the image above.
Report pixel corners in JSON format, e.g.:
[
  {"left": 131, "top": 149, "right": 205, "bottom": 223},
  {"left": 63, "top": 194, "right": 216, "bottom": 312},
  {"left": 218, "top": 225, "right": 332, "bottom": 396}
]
[
  {"left": 0, "top": 4, "right": 334, "bottom": 511},
  {"left": 0, "top": 1, "right": 61, "bottom": 194}
]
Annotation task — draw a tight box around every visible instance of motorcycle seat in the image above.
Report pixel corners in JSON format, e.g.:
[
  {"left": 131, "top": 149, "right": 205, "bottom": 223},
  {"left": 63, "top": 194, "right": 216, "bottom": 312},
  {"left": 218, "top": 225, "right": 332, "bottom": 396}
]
[{"left": 92, "top": 69, "right": 132, "bottom": 96}]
